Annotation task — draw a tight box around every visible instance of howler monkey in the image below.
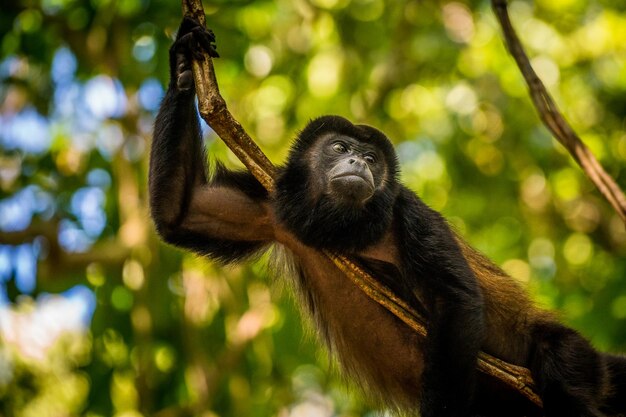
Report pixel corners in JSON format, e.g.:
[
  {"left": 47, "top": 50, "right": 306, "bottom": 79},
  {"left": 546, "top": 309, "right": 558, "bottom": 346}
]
[{"left": 150, "top": 17, "right": 626, "bottom": 417}]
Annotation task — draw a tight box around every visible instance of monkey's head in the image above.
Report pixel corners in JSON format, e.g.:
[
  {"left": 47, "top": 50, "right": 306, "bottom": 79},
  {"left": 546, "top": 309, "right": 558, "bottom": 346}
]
[{"left": 275, "top": 115, "right": 400, "bottom": 251}]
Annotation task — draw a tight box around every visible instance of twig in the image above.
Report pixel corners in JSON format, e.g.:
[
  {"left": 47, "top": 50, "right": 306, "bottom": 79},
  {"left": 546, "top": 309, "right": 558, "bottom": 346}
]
[
  {"left": 180, "top": 0, "right": 542, "bottom": 408},
  {"left": 491, "top": 0, "right": 626, "bottom": 224}
]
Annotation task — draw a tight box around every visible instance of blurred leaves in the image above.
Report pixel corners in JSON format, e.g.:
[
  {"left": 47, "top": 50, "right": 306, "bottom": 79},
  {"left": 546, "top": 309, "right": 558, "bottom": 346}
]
[{"left": 1, "top": 1, "right": 626, "bottom": 416}]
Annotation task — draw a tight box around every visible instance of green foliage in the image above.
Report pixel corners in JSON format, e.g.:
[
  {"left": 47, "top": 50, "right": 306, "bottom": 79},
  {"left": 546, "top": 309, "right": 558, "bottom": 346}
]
[{"left": 1, "top": 1, "right": 626, "bottom": 416}]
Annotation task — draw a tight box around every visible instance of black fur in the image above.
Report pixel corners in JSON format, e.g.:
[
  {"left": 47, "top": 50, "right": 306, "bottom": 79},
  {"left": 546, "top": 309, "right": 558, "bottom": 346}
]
[
  {"left": 150, "top": 17, "right": 626, "bottom": 417},
  {"left": 530, "top": 322, "right": 607, "bottom": 417},
  {"left": 393, "top": 188, "right": 485, "bottom": 417}
]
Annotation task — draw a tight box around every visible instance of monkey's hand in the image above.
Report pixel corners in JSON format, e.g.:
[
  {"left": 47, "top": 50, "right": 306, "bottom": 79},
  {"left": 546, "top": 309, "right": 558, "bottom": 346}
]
[{"left": 169, "top": 16, "right": 219, "bottom": 91}]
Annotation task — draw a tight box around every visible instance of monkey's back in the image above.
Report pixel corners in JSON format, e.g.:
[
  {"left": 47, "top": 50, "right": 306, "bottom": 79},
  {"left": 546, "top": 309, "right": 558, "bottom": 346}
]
[{"left": 458, "top": 238, "right": 555, "bottom": 366}]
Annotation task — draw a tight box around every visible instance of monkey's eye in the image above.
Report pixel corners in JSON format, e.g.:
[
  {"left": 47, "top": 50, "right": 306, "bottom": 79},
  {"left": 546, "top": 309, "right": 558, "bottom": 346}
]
[
  {"left": 364, "top": 154, "right": 377, "bottom": 164},
  {"left": 332, "top": 143, "right": 348, "bottom": 153}
]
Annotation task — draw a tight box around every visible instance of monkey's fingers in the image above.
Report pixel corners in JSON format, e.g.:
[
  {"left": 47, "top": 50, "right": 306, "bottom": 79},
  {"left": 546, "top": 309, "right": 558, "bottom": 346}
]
[
  {"left": 190, "top": 26, "right": 219, "bottom": 59},
  {"left": 177, "top": 16, "right": 201, "bottom": 40}
]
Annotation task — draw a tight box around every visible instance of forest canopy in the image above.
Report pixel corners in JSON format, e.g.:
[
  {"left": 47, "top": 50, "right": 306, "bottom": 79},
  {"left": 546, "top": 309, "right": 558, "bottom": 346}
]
[{"left": 1, "top": 1, "right": 626, "bottom": 416}]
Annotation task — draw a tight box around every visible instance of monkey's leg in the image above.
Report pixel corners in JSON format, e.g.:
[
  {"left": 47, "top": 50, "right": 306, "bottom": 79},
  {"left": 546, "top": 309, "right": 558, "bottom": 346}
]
[{"left": 530, "top": 322, "right": 606, "bottom": 417}]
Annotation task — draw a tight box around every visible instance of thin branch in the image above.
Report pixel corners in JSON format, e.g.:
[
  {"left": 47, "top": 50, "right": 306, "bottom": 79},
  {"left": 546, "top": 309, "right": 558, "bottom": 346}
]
[
  {"left": 181, "top": 0, "right": 542, "bottom": 408},
  {"left": 491, "top": 0, "right": 626, "bottom": 224}
]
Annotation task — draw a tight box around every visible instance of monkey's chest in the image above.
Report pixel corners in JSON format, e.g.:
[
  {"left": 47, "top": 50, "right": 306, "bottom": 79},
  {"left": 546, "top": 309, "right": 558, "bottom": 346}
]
[{"left": 290, "top": 249, "right": 425, "bottom": 408}]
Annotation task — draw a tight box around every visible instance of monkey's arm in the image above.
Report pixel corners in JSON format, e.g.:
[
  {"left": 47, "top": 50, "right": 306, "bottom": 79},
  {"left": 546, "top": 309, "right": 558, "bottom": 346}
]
[
  {"left": 396, "top": 188, "right": 485, "bottom": 417},
  {"left": 149, "top": 18, "right": 273, "bottom": 263}
]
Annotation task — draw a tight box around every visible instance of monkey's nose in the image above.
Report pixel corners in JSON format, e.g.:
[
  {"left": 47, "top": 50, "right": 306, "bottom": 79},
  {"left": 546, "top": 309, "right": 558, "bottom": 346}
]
[{"left": 348, "top": 158, "right": 365, "bottom": 166}]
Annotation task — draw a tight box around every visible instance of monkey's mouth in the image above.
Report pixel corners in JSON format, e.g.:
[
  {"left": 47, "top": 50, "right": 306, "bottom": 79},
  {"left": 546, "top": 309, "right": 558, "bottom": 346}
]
[
  {"left": 331, "top": 173, "right": 370, "bottom": 181},
  {"left": 329, "top": 174, "right": 374, "bottom": 202},
  {"left": 331, "top": 173, "right": 373, "bottom": 188}
]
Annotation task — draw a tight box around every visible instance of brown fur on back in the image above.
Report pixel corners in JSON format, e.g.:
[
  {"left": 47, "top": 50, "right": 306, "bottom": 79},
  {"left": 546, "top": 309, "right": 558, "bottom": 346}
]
[{"left": 456, "top": 237, "right": 555, "bottom": 366}]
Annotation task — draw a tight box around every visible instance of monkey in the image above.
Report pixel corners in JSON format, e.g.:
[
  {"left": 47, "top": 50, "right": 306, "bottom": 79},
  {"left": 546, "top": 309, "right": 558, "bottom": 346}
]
[{"left": 149, "top": 17, "right": 626, "bottom": 417}]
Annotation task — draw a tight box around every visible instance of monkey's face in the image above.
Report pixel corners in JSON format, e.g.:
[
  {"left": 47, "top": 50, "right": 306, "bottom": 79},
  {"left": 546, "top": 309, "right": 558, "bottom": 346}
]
[
  {"left": 312, "top": 134, "right": 386, "bottom": 206},
  {"left": 275, "top": 116, "right": 399, "bottom": 250}
]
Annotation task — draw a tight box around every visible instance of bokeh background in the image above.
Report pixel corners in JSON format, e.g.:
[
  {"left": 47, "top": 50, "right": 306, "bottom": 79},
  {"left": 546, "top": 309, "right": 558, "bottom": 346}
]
[{"left": 1, "top": 0, "right": 626, "bottom": 416}]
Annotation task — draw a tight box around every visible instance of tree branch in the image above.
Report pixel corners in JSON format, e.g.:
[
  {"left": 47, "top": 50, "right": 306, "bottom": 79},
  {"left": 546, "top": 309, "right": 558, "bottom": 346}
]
[
  {"left": 181, "top": 0, "right": 542, "bottom": 409},
  {"left": 491, "top": 0, "right": 626, "bottom": 224}
]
